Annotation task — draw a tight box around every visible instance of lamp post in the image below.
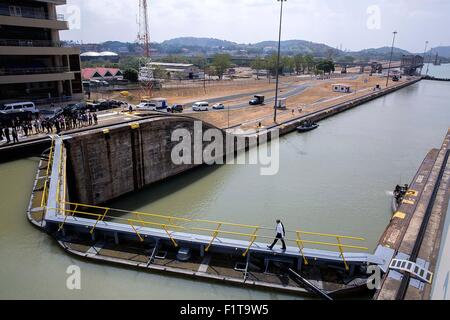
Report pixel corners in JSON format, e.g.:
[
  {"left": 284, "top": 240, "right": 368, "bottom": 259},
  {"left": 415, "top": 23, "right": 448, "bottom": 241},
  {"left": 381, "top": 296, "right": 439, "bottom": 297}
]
[
  {"left": 273, "top": 0, "right": 286, "bottom": 123},
  {"left": 386, "top": 31, "right": 398, "bottom": 88}
]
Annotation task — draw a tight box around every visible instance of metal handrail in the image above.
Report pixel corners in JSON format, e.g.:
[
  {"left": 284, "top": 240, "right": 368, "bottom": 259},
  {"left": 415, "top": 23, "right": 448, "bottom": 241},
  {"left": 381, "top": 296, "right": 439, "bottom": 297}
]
[
  {"left": 0, "top": 39, "right": 64, "bottom": 47},
  {"left": 46, "top": 142, "right": 368, "bottom": 271},
  {"left": 52, "top": 200, "right": 368, "bottom": 270}
]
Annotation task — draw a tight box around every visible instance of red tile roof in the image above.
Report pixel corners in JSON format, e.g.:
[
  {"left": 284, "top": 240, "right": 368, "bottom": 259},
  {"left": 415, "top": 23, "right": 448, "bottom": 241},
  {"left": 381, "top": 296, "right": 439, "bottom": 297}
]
[{"left": 82, "top": 68, "right": 122, "bottom": 80}]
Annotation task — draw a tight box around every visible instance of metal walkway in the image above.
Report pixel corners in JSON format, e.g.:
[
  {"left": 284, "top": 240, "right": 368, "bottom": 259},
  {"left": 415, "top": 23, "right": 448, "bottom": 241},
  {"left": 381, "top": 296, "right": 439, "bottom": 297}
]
[{"left": 42, "top": 137, "right": 384, "bottom": 272}]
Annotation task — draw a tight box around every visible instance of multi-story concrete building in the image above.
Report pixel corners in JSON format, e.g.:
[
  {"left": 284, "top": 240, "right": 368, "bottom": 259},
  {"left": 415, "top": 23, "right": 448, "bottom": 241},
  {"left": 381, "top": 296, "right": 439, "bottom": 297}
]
[{"left": 0, "top": 0, "right": 83, "bottom": 106}]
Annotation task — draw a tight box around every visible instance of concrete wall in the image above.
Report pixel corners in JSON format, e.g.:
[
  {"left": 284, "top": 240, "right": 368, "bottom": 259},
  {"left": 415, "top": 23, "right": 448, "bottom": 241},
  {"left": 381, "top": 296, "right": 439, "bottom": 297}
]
[{"left": 65, "top": 116, "right": 227, "bottom": 205}]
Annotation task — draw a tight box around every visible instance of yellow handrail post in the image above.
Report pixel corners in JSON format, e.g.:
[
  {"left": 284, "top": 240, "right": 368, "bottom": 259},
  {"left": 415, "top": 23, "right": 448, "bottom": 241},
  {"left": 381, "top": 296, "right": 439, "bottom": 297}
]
[
  {"left": 243, "top": 227, "right": 259, "bottom": 257},
  {"left": 163, "top": 225, "right": 178, "bottom": 247},
  {"left": 71, "top": 204, "right": 78, "bottom": 220},
  {"left": 87, "top": 208, "right": 109, "bottom": 234},
  {"left": 58, "top": 214, "right": 68, "bottom": 232},
  {"left": 336, "top": 237, "right": 349, "bottom": 271},
  {"left": 135, "top": 212, "right": 145, "bottom": 227},
  {"left": 296, "top": 232, "right": 309, "bottom": 266},
  {"left": 129, "top": 221, "right": 144, "bottom": 242},
  {"left": 100, "top": 208, "right": 109, "bottom": 221},
  {"left": 205, "top": 223, "right": 222, "bottom": 252}
]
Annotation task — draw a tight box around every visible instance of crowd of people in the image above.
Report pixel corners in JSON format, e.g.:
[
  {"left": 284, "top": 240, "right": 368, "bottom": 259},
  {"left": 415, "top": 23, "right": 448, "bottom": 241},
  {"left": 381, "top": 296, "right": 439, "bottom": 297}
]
[{"left": 0, "top": 110, "right": 99, "bottom": 145}]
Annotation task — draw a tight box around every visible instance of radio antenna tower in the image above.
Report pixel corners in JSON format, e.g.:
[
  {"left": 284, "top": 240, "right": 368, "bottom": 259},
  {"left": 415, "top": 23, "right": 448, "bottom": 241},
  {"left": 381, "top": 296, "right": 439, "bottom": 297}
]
[
  {"left": 138, "top": 0, "right": 150, "bottom": 58},
  {"left": 137, "top": 0, "right": 152, "bottom": 98}
]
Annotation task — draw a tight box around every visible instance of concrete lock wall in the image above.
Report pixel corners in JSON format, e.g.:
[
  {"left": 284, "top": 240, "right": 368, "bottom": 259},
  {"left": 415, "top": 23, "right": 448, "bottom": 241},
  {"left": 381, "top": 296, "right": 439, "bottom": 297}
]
[{"left": 65, "top": 116, "right": 230, "bottom": 205}]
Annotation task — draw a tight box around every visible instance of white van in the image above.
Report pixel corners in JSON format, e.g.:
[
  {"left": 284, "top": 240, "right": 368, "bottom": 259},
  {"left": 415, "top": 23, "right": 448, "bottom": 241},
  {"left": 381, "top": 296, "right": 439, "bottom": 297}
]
[
  {"left": 136, "top": 101, "right": 157, "bottom": 111},
  {"left": 0, "top": 102, "right": 38, "bottom": 114},
  {"left": 192, "top": 101, "right": 209, "bottom": 111}
]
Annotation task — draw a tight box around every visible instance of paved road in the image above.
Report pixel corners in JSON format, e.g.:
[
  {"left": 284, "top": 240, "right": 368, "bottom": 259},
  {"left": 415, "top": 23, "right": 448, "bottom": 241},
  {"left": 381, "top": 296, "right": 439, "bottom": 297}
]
[{"left": 182, "top": 75, "right": 361, "bottom": 114}]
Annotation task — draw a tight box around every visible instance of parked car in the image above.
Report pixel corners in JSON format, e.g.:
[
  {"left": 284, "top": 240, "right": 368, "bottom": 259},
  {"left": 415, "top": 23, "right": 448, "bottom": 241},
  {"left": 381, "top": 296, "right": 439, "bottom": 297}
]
[
  {"left": 136, "top": 102, "right": 157, "bottom": 111},
  {"left": 192, "top": 101, "right": 209, "bottom": 111},
  {"left": 94, "top": 99, "right": 122, "bottom": 111},
  {"left": 86, "top": 102, "right": 101, "bottom": 111},
  {"left": 212, "top": 103, "right": 225, "bottom": 110},
  {"left": 167, "top": 104, "right": 184, "bottom": 113},
  {"left": 0, "top": 102, "right": 39, "bottom": 114},
  {"left": 38, "top": 109, "right": 57, "bottom": 120}
]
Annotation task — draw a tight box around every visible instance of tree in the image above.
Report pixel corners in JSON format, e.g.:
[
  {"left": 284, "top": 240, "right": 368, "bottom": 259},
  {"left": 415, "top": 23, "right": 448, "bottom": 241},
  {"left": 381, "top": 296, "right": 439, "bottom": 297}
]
[
  {"left": 282, "top": 56, "right": 295, "bottom": 75},
  {"left": 119, "top": 56, "right": 141, "bottom": 72},
  {"left": 293, "top": 54, "right": 305, "bottom": 74},
  {"left": 304, "top": 55, "right": 315, "bottom": 73},
  {"left": 338, "top": 56, "right": 355, "bottom": 64},
  {"left": 212, "top": 54, "right": 231, "bottom": 79},
  {"left": 153, "top": 65, "right": 169, "bottom": 80},
  {"left": 315, "top": 59, "right": 335, "bottom": 75},
  {"left": 123, "top": 68, "right": 138, "bottom": 83},
  {"left": 267, "top": 53, "right": 280, "bottom": 77},
  {"left": 191, "top": 55, "right": 207, "bottom": 69},
  {"left": 250, "top": 57, "right": 266, "bottom": 80}
]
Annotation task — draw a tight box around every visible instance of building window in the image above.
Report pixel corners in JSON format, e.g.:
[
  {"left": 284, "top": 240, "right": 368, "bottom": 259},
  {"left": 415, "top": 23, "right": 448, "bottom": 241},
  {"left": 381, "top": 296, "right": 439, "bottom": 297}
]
[{"left": 9, "top": 6, "right": 22, "bottom": 17}]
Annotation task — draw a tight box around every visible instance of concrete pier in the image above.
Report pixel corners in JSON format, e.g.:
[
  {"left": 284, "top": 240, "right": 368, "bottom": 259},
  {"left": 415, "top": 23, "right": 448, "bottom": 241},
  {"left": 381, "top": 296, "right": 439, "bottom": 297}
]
[{"left": 375, "top": 129, "right": 450, "bottom": 300}]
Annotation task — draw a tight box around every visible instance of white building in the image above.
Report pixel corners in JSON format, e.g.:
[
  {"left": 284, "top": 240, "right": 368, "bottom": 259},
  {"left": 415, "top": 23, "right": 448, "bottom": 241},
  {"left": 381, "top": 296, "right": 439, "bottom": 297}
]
[{"left": 148, "top": 62, "right": 199, "bottom": 80}]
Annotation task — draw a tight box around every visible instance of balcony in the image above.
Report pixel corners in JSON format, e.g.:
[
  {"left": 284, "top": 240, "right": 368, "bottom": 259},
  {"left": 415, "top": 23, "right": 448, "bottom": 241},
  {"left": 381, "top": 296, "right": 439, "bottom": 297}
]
[
  {"left": 0, "top": 6, "right": 65, "bottom": 21},
  {"left": 0, "top": 8, "right": 68, "bottom": 30},
  {"left": 0, "top": 39, "right": 63, "bottom": 47},
  {"left": 0, "top": 38, "right": 81, "bottom": 56},
  {"left": 0, "top": 68, "right": 75, "bottom": 85},
  {"left": 0, "top": 66, "right": 70, "bottom": 76}
]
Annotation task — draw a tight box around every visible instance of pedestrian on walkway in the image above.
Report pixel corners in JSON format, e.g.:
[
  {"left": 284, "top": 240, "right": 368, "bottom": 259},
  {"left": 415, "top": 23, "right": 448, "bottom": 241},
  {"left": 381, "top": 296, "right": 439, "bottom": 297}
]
[
  {"left": 93, "top": 113, "right": 98, "bottom": 125},
  {"left": 12, "top": 127, "right": 19, "bottom": 144},
  {"left": 268, "top": 219, "right": 287, "bottom": 251},
  {"left": 4, "top": 126, "right": 11, "bottom": 144}
]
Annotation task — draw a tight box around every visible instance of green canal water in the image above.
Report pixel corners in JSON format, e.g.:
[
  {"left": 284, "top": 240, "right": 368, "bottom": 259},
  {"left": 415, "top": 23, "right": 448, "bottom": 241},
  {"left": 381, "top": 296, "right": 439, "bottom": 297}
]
[{"left": 1, "top": 77, "right": 450, "bottom": 299}]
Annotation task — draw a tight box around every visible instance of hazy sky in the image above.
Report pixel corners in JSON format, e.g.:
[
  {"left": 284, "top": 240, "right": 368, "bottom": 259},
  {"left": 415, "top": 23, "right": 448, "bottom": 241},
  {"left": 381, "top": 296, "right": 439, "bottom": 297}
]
[{"left": 59, "top": 0, "right": 449, "bottom": 52}]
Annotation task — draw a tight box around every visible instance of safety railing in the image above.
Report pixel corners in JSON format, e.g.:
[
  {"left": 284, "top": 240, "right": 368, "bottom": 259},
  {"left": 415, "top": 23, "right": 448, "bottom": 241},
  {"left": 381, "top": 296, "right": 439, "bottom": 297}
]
[
  {"left": 0, "top": 66, "right": 70, "bottom": 76},
  {"left": 51, "top": 201, "right": 368, "bottom": 270}
]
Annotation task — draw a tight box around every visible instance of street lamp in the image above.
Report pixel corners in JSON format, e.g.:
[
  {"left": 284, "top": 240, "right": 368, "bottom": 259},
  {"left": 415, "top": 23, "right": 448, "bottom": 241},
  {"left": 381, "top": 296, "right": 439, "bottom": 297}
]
[
  {"left": 386, "top": 31, "right": 398, "bottom": 88},
  {"left": 274, "top": 0, "right": 286, "bottom": 123}
]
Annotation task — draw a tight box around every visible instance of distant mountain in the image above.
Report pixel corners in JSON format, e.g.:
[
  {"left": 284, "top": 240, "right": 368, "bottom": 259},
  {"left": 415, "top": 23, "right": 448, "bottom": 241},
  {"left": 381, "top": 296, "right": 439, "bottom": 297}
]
[
  {"left": 74, "top": 37, "right": 449, "bottom": 62},
  {"left": 427, "top": 46, "right": 450, "bottom": 58},
  {"left": 252, "top": 39, "right": 339, "bottom": 56},
  {"left": 161, "top": 37, "right": 238, "bottom": 49},
  {"left": 349, "top": 47, "right": 412, "bottom": 61}
]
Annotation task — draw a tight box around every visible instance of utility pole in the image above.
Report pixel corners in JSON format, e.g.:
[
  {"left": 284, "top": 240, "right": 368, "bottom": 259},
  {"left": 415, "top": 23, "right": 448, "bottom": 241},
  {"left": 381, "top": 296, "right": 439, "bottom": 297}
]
[
  {"left": 274, "top": 0, "right": 286, "bottom": 123},
  {"left": 386, "top": 31, "right": 398, "bottom": 88}
]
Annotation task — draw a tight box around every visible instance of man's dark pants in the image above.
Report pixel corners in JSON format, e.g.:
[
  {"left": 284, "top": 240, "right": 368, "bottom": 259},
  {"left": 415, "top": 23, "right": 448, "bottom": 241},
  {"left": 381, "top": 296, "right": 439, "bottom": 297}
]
[{"left": 269, "top": 233, "right": 286, "bottom": 250}]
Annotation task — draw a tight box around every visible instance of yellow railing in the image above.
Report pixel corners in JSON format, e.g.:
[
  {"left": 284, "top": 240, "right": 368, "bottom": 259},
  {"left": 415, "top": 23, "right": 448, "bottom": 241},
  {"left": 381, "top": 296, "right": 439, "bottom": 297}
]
[{"left": 52, "top": 201, "right": 368, "bottom": 270}]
